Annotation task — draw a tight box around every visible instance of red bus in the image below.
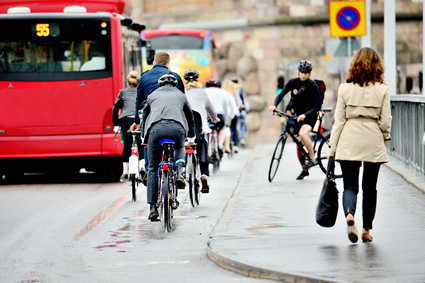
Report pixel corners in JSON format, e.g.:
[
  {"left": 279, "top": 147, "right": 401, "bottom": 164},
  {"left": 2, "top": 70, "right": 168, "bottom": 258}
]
[
  {"left": 0, "top": 0, "right": 145, "bottom": 179},
  {"left": 142, "top": 29, "right": 218, "bottom": 85}
]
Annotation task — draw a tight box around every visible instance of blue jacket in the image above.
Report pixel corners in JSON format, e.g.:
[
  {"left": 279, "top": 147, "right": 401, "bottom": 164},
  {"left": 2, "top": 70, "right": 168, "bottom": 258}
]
[{"left": 134, "top": 64, "right": 185, "bottom": 124}]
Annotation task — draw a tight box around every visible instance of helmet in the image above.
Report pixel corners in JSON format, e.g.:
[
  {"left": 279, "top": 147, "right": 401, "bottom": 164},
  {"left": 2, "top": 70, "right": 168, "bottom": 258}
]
[
  {"left": 158, "top": 74, "right": 178, "bottom": 87},
  {"left": 183, "top": 69, "right": 199, "bottom": 82},
  {"left": 298, "top": 60, "right": 313, "bottom": 73},
  {"left": 206, "top": 79, "right": 221, "bottom": 88}
]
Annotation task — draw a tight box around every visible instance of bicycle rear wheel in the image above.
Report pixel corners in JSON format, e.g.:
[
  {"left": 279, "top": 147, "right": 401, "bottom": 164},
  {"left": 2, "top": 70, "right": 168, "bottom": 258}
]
[
  {"left": 317, "top": 133, "right": 343, "bottom": 178},
  {"left": 163, "top": 172, "right": 172, "bottom": 232},
  {"left": 187, "top": 154, "right": 196, "bottom": 207},
  {"left": 130, "top": 174, "right": 137, "bottom": 201},
  {"left": 268, "top": 134, "right": 287, "bottom": 182}
]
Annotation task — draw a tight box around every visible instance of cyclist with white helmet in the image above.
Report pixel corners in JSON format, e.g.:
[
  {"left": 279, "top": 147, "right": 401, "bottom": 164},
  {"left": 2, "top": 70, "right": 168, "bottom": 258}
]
[
  {"left": 141, "top": 74, "right": 195, "bottom": 221},
  {"left": 268, "top": 60, "right": 322, "bottom": 180}
]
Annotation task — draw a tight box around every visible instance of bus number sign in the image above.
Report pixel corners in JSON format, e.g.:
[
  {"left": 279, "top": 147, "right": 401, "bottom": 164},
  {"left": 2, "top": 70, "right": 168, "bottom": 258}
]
[{"left": 36, "top": 24, "right": 50, "bottom": 37}]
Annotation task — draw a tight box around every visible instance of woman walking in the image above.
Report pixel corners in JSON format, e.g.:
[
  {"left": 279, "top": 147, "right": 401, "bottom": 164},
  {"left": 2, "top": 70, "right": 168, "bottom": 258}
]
[{"left": 328, "top": 47, "right": 392, "bottom": 243}]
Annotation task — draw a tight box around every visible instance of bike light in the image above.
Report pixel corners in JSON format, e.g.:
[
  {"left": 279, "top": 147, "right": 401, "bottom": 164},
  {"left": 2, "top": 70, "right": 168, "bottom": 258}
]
[
  {"left": 163, "top": 165, "right": 169, "bottom": 171},
  {"left": 131, "top": 149, "right": 137, "bottom": 155}
]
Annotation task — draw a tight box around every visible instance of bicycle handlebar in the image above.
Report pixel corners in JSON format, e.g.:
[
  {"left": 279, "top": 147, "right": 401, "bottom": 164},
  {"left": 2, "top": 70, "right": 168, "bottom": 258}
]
[{"left": 273, "top": 110, "right": 298, "bottom": 119}]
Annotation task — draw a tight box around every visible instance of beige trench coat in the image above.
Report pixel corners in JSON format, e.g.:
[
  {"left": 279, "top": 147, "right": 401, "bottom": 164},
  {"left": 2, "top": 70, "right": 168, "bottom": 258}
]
[{"left": 328, "top": 82, "right": 392, "bottom": 163}]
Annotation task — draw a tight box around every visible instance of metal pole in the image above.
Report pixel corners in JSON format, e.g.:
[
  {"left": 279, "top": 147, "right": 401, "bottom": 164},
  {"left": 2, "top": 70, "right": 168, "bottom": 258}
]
[
  {"left": 384, "top": 0, "right": 397, "bottom": 95},
  {"left": 362, "top": 0, "right": 371, "bottom": 47}
]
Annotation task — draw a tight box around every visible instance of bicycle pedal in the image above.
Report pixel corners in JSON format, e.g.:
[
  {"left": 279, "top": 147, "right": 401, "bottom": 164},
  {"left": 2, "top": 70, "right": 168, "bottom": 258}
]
[{"left": 171, "top": 199, "right": 179, "bottom": 209}]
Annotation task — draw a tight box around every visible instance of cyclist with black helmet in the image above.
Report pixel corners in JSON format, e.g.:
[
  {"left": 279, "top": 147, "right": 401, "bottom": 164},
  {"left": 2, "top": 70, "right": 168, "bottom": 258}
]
[
  {"left": 141, "top": 74, "right": 195, "bottom": 221},
  {"left": 184, "top": 69, "right": 219, "bottom": 192},
  {"left": 268, "top": 60, "right": 322, "bottom": 180}
]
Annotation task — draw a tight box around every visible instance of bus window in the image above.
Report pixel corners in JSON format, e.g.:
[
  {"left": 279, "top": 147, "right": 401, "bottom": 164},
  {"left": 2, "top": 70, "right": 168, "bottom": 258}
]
[
  {"left": 0, "top": 17, "right": 112, "bottom": 81},
  {"left": 141, "top": 29, "right": 218, "bottom": 85},
  {"left": 149, "top": 35, "right": 203, "bottom": 50}
]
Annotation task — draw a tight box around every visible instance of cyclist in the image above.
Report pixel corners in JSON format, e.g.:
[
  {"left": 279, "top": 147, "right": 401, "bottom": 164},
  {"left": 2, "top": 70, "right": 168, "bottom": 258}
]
[
  {"left": 140, "top": 74, "right": 195, "bottom": 221},
  {"left": 268, "top": 60, "right": 322, "bottom": 180},
  {"left": 112, "top": 70, "right": 144, "bottom": 182},
  {"left": 131, "top": 51, "right": 185, "bottom": 170},
  {"left": 184, "top": 69, "right": 220, "bottom": 192}
]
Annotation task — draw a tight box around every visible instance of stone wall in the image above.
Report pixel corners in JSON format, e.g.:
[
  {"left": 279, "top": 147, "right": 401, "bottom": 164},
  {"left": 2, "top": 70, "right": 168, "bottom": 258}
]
[{"left": 131, "top": 0, "right": 423, "bottom": 144}]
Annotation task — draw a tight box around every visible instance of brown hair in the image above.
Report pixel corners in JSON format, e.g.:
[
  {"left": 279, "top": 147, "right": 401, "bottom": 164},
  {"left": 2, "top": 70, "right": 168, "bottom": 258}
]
[
  {"left": 346, "top": 47, "right": 385, "bottom": 86},
  {"left": 154, "top": 51, "right": 170, "bottom": 66},
  {"left": 127, "top": 70, "right": 139, "bottom": 87}
]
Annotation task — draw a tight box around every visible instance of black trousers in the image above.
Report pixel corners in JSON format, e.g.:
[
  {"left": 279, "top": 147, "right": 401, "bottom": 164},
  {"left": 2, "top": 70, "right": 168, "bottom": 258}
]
[
  {"left": 339, "top": 160, "right": 382, "bottom": 230},
  {"left": 119, "top": 117, "right": 144, "bottom": 162}
]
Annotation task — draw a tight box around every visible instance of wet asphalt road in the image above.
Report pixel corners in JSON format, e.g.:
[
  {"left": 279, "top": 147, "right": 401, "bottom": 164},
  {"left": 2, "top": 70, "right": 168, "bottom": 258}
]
[{"left": 0, "top": 148, "right": 270, "bottom": 283}]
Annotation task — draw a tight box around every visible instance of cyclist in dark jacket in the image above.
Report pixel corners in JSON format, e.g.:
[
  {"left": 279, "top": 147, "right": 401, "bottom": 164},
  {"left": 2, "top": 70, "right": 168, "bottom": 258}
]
[
  {"left": 133, "top": 51, "right": 185, "bottom": 126},
  {"left": 268, "top": 60, "right": 322, "bottom": 180}
]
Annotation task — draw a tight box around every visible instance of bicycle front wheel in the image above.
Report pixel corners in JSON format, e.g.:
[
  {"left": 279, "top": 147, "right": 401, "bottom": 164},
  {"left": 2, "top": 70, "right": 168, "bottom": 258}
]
[
  {"left": 317, "top": 133, "right": 343, "bottom": 178},
  {"left": 268, "top": 134, "right": 287, "bottom": 182},
  {"left": 130, "top": 174, "right": 137, "bottom": 202},
  {"left": 163, "top": 172, "right": 173, "bottom": 232}
]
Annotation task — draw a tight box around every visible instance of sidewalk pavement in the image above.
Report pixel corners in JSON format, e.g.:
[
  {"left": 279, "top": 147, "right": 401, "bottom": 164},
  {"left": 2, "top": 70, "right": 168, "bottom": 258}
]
[{"left": 207, "top": 142, "right": 425, "bottom": 283}]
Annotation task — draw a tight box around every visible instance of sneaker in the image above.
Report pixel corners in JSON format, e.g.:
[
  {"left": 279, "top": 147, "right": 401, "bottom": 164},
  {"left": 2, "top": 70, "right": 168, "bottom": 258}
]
[
  {"left": 120, "top": 174, "right": 128, "bottom": 182},
  {"left": 296, "top": 170, "right": 309, "bottom": 180},
  {"left": 303, "top": 159, "right": 318, "bottom": 169},
  {"left": 201, "top": 175, "right": 209, "bottom": 193},
  {"left": 234, "top": 146, "right": 239, "bottom": 153},
  {"left": 148, "top": 204, "right": 159, "bottom": 221}
]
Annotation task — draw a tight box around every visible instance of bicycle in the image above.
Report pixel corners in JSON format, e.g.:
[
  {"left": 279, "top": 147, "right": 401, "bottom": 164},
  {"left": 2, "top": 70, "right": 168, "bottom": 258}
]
[
  {"left": 128, "top": 130, "right": 142, "bottom": 202},
  {"left": 268, "top": 108, "right": 342, "bottom": 182},
  {"left": 185, "top": 143, "right": 201, "bottom": 207},
  {"left": 157, "top": 138, "right": 179, "bottom": 232},
  {"left": 209, "top": 122, "right": 221, "bottom": 174}
]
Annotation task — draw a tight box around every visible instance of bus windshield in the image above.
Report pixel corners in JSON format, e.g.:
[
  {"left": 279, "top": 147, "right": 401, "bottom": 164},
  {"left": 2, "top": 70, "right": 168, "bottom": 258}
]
[
  {"left": 0, "top": 16, "right": 112, "bottom": 81},
  {"left": 148, "top": 35, "right": 203, "bottom": 50}
]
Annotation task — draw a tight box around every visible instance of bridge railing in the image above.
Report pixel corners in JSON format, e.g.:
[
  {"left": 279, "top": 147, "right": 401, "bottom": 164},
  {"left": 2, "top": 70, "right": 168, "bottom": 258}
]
[{"left": 388, "top": 95, "right": 425, "bottom": 179}]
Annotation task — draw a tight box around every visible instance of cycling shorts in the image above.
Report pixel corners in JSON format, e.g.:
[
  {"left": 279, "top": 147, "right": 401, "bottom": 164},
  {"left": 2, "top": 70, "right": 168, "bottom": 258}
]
[
  {"left": 293, "top": 113, "right": 318, "bottom": 135},
  {"left": 210, "top": 114, "right": 225, "bottom": 131}
]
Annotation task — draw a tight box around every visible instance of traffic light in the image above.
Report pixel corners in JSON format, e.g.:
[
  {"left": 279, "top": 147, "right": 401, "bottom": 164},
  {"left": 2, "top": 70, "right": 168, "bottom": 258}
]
[{"left": 276, "top": 75, "right": 284, "bottom": 95}]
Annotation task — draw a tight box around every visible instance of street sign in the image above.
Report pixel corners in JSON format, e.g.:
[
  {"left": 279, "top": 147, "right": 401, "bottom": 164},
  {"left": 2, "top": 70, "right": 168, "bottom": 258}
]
[{"left": 329, "top": 1, "right": 366, "bottom": 37}]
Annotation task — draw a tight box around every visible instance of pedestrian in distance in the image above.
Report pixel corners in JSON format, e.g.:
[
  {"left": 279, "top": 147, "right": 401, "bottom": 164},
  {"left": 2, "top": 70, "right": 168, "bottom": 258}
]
[
  {"left": 112, "top": 70, "right": 144, "bottom": 182},
  {"left": 184, "top": 69, "right": 220, "bottom": 193},
  {"left": 327, "top": 47, "right": 392, "bottom": 243},
  {"left": 268, "top": 60, "right": 322, "bottom": 180},
  {"left": 140, "top": 74, "right": 195, "bottom": 221}
]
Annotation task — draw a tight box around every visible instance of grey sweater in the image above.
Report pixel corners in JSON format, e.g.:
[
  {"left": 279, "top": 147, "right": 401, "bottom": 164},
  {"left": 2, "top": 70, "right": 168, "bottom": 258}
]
[
  {"left": 141, "top": 85, "right": 195, "bottom": 141},
  {"left": 112, "top": 86, "right": 137, "bottom": 125}
]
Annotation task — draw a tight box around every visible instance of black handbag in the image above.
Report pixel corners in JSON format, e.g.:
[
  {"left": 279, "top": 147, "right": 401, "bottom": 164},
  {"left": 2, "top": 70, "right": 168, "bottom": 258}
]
[{"left": 316, "top": 157, "right": 339, "bottom": 227}]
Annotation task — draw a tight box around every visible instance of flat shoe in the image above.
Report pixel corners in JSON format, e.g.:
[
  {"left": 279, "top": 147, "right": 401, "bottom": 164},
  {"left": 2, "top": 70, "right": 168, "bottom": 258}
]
[{"left": 362, "top": 233, "right": 373, "bottom": 242}]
